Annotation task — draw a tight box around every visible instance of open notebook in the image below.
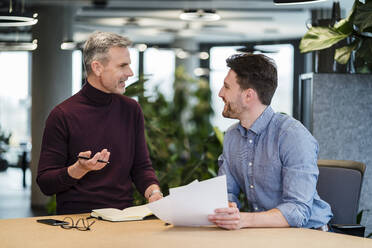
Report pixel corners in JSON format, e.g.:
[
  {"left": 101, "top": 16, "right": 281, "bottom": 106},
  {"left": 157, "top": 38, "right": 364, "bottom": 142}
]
[{"left": 91, "top": 204, "right": 153, "bottom": 222}]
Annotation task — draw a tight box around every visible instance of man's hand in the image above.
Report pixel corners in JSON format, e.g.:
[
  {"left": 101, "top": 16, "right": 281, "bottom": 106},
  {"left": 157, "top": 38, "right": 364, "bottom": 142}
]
[
  {"left": 68, "top": 149, "right": 110, "bottom": 179},
  {"left": 209, "top": 203, "right": 290, "bottom": 229},
  {"left": 148, "top": 191, "right": 163, "bottom": 202},
  {"left": 145, "top": 184, "right": 163, "bottom": 203},
  {"left": 77, "top": 149, "right": 110, "bottom": 171},
  {"left": 208, "top": 202, "right": 242, "bottom": 230}
]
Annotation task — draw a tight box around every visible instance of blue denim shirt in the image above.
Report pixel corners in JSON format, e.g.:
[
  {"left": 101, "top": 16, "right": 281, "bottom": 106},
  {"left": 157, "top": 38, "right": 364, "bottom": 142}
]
[{"left": 218, "top": 106, "right": 333, "bottom": 228}]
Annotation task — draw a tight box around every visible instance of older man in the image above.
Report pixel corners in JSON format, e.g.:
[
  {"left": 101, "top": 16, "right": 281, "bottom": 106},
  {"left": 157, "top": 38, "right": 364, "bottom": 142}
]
[{"left": 37, "top": 31, "right": 162, "bottom": 214}]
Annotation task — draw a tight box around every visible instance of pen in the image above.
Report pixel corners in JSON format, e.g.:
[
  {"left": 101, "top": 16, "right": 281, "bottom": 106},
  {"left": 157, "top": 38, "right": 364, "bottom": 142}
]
[{"left": 77, "top": 156, "right": 110, "bottom": 164}]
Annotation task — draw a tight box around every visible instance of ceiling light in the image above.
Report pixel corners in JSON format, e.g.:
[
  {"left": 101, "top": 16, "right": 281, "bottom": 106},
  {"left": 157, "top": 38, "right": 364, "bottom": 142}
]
[
  {"left": 61, "top": 41, "right": 79, "bottom": 50},
  {"left": 0, "top": 13, "right": 38, "bottom": 27},
  {"left": 194, "top": 68, "right": 209, "bottom": 76},
  {"left": 0, "top": 39, "right": 38, "bottom": 51},
  {"left": 274, "top": 0, "right": 328, "bottom": 5},
  {"left": 176, "top": 50, "right": 189, "bottom": 59},
  {"left": 135, "top": 43, "right": 147, "bottom": 52},
  {"left": 180, "top": 9, "right": 220, "bottom": 22},
  {"left": 199, "top": 52, "right": 209, "bottom": 60}
]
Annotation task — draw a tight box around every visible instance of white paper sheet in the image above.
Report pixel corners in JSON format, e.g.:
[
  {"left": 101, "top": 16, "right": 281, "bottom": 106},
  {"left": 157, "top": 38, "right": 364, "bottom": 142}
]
[
  {"left": 168, "top": 179, "right": 199, "bottom": 195},
  {"left": 146, "top": 195, "right": 173, "bottom": 223},
  {"left": 148, "top": 175, "right": 228, "bottom": 226}
]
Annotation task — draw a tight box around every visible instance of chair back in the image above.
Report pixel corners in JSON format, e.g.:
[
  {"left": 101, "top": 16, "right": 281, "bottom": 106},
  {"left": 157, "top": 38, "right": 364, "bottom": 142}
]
[{"left": 316, "top": 160, "right": 365, "bottom": 224}]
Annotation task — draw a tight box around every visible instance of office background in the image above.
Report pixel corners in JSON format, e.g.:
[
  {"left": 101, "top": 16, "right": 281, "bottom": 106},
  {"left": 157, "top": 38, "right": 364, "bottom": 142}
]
[{"left": 1, "top": 0, "right": 371, "bottom": 236}]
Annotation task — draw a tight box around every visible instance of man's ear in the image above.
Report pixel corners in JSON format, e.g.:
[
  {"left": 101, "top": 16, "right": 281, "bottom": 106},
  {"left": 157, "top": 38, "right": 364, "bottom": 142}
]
[
  {"left": 91, "top": 60, "right": 103, "bottom": 77},
  {"left": 242, "top": 88, "right": 256, "bottom": 104}
]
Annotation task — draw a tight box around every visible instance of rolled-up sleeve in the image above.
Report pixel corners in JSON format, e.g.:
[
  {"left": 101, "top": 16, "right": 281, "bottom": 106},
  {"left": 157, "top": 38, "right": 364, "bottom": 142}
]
[
  {"left": 276, "top": 122, "right": 319, "bottom": 227},
  {"left": 218, "top": 153, "right": 241, "bottom": 208}
]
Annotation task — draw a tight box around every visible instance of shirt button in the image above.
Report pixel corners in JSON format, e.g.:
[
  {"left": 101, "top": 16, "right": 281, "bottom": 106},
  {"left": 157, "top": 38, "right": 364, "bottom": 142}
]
[
  {"left": 249, "top": 139, "right": 253, "bottom": 143},
  {"left": 250, "top": 185, "right": 254, "bottom": 189},
  {"left": 248, "top": 162, "right": 253, "bottom": 166}
]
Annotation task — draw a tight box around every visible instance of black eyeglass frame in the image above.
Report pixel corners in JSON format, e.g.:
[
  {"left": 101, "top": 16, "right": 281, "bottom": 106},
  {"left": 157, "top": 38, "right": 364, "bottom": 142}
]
[{"left": 60, "top": 217, "right": 96, "bottom": 231}]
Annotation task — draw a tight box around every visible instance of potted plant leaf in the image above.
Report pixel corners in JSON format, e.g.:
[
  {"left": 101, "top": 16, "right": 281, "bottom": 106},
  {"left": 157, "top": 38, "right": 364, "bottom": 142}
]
[{"left": 300, "top": 0, "right": 372, "bottom": 73}]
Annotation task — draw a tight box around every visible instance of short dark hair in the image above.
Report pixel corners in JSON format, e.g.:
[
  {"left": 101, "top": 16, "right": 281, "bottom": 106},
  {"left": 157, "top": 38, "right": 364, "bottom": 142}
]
[{"left": 226, "top": 53, "right": 277, "bottom": 105}]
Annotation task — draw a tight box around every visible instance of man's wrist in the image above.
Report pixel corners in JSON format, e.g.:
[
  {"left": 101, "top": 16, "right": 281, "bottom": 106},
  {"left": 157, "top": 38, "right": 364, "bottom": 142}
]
[
  {"left": 148, "top": 189, "right": 163, "bottom": 198},
  {"left": 67, "top": 161, "right": 89, "bottom": 179},
  {"left": 145, "top": 184, "right": 162, "bottom": 199},
  {"left": 240, "top": 212, "right": 251, "bottom": 228}
]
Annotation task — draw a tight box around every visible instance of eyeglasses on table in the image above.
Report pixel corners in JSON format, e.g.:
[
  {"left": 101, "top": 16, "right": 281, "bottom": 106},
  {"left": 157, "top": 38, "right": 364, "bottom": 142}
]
[{"left": 60, "top": 217, "right": 95, "bottom": 231}]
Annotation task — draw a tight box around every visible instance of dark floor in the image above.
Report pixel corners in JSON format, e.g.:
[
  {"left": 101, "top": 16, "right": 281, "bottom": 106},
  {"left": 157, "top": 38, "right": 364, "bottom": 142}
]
[{"left": 0, "top": 167, "right": 47, "bottom": 219}]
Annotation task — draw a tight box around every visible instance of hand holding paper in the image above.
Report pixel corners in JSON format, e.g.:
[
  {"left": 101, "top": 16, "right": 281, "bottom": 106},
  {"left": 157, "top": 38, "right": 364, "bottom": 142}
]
[
  {"left": 208, "top": 202, "right": 242, "bottom": 230},
  {"left": 148, "top": 175, "right": 228, "bottom": 226}
]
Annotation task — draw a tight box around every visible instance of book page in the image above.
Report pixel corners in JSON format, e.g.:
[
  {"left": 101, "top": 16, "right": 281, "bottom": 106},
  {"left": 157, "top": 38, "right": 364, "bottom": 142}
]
[
  {"left": 122, "top": 205, "right": 152, "bottom": 218},
  {"left": 92, "top": 205, "right": 152, "bottom": 221}
]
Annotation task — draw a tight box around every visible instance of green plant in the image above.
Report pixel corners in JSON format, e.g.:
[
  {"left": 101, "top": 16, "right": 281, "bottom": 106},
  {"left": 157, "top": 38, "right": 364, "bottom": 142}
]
[
  {"left": 46, "top": 195, "right": 57, "bottom": 215},
  {"left": 300, "top": 0, "right": 372, "bottom": 73},
  {"left": 126, "top": 66, "right": 223, "bottom": 205}
]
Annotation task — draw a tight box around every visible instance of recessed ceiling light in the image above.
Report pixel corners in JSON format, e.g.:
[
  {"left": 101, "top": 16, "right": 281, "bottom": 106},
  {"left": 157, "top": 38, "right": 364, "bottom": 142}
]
[
  {"left": 176, "top": 49, "right": 189, "bottom": 59},
  {"left": 199, "top": 52, "right": 209, "bottom": 60},
  {"left": 135, "top": 43, "right": 147, "bottom": 52},
  {"left": 61, "top": 41, "right": 79, "bottom": 50},
  {"left": 194, "top": 67, "right": 209, "bottom": 76},
  {"left": 180, "top": 9, "right": 220, "bottom": 22}
]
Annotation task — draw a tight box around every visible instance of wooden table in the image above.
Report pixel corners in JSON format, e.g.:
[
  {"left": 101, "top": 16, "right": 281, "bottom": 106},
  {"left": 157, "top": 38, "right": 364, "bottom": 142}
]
[{"left": 1, "top": 214, "right": 372, "bottom": 248}]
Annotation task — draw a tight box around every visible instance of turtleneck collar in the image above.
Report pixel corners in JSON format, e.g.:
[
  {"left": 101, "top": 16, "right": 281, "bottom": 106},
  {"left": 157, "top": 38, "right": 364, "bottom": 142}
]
[{"left": 81, "top": 81, "right": 113, "bottom": 106}]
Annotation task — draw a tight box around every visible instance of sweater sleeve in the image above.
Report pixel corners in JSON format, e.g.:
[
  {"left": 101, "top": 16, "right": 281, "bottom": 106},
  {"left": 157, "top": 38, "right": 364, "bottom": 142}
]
[
  {"left": 37, "top": 107, "right": 78, "bottom": 196},
  {"left": 130, "top": 104, "right": 159, "bottom": 196}
]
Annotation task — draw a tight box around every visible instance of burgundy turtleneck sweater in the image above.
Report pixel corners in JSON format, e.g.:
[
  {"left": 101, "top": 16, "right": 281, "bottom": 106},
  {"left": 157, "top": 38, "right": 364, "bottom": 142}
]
[{"left": 37, "top": 82, "right": 159, "bottom": 214}]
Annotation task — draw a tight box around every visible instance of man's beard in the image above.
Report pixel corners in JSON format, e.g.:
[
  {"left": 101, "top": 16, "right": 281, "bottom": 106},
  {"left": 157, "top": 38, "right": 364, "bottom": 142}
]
[{"left": 222, "top": 102, "right": 240, "bottom": 119}]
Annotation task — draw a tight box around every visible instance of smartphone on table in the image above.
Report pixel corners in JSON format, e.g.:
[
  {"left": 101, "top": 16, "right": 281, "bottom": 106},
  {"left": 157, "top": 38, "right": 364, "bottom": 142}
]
[{"left": 37, "top": 219, "right": 69, "bottom": 226}]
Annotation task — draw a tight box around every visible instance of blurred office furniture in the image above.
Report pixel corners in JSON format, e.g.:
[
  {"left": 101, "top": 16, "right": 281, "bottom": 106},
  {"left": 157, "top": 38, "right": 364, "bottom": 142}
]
[
  {"left": 317, "top": 159, "right": 366, "bottom": 236},
  {"left": 295, "top": 73, "right": 372, "bottom": 236}
]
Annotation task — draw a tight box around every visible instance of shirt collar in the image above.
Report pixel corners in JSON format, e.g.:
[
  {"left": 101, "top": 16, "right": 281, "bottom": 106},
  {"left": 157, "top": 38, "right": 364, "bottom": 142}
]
[
  {"left": 81, "top": 81, "right": 112, "bottom": 106},
  {"left": 237, "top": 106, "right": 274, "bottom": 136}
]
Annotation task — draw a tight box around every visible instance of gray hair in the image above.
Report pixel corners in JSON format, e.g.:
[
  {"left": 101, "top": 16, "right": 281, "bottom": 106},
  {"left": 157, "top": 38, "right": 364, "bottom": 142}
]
[{"left": 83, "top": 31, "right": 132, "bottom": 75}]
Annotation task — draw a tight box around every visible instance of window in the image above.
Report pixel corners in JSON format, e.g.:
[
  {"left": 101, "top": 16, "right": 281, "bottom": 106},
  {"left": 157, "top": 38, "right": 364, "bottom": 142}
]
[
  {"left": 0, "top": 52, "right": 30, "bottom": 164},
  {"left": 126, "top": 48, "right": 139, "bottom": 87},
  {"left": 210, "top": 46, "right": 241, "bottom": 132},
  {"left": 72, "top": 50, "right": 83, "bottom": 95},
  {"left": 144, "top": 48, "right": 175, "bottom": 101}
]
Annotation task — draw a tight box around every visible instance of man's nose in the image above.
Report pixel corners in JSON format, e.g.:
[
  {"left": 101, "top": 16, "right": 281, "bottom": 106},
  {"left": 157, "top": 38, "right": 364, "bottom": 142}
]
[
  {"left": 127, "top": 67, "right": 134, "bottom": 77},
  {"left": 218, "top": 87, "right": 224, "bottom": 98}
]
